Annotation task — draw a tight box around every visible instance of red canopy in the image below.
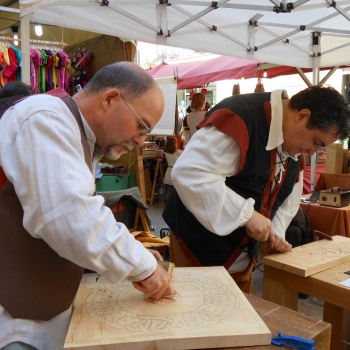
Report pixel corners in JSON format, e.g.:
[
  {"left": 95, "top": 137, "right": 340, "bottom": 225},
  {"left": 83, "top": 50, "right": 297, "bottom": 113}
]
[{"left": 148, "top": 56, "right": 261, "bottom": 90}]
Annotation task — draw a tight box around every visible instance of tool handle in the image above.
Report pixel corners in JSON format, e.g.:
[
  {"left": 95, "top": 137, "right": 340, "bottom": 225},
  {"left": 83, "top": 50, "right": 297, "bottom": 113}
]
[{"left": 271, "top": 332, "right": 315, "bottom": 350}]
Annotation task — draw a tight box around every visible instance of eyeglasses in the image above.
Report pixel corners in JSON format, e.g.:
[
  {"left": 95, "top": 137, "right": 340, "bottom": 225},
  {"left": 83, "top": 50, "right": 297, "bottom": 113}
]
[
  {"left": 120, "top": 95, "right": 151, "bottom": 136},
  {"left": 309, "top": 129, "right": 323, "bottom": 151}
]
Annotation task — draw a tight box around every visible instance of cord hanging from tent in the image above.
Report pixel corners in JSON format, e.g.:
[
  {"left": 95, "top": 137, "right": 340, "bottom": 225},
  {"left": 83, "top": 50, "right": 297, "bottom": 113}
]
[
  {"left": 254, "top": 78, "right": 265, "bottom": 93},
  {"left": 232, "top": 83, "right": 240, "bottom": 95}
]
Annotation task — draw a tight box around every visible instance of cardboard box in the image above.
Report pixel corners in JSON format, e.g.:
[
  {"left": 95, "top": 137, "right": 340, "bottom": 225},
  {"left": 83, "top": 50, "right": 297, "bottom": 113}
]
[
  {"left": 326, "top": 143, "right": 344, "bottom": 174},
  {"left": 343, "top": 149, "right": 350, "bottom": 174}
]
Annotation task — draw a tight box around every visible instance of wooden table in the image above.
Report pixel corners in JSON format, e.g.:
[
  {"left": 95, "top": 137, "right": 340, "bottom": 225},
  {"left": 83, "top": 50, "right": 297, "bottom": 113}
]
[
  {"left": 223, "top": 293, "right": 331, "bottom": 350},
  {"left": 315, "top": 172, "right": 350, "bottom": 192},
  {"left": 301, "top": 171, "right": 350, "bottom": 237},
  {"left": 300, "top": 200, "right": 350, "bottom": 237},
  {"left": 263, "top": 261, "right": 350, "bottom": 350}
]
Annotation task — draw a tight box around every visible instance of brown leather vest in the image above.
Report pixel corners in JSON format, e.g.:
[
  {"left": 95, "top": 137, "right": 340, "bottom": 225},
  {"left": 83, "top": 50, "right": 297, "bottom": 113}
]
[{"left": 0, "top": 96, "right": 92, "bottom": 321}]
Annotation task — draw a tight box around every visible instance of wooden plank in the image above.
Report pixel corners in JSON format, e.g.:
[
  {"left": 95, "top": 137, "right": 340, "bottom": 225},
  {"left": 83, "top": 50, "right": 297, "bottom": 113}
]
[
  {"left": 263, "top": 235, "right": 350, "bottom": 277},
  {"left": 64, "top": 267, "right": 271, "bottom": 350}
]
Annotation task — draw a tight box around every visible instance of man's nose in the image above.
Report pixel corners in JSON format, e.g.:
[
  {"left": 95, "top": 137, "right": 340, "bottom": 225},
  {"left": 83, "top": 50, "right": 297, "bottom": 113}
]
[{"left": 132, "top": 134, "right": 146, "bottom": 147}]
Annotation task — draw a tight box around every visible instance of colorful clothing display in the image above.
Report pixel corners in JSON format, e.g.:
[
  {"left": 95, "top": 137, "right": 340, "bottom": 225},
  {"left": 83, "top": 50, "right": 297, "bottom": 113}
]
[{"left": 0, "top": 41, "right": 92, "bottom": 95}]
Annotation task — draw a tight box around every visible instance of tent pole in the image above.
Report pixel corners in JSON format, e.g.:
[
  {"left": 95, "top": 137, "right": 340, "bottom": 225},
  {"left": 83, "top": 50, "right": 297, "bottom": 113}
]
[
  {"left": 310, "top": 32, "right": 321, "bottom": 192},
  {"left": 20, "top": 15, "right": 30, "bottom": 85}
]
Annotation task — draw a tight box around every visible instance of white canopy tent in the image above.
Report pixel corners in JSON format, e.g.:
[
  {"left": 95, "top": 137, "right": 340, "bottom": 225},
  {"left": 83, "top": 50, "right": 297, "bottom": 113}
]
[
  {"left": 17, "top": 0, "right": 350, "bottom": 190},
  {"left": 19, "top": 0, "right": 350, "bottom": 67}
]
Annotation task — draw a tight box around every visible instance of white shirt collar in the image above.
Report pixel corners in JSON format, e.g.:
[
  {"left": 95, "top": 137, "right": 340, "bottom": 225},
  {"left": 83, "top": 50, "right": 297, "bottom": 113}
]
[{"left": 266, "top": 89, "right": 300, "bottom": 161}]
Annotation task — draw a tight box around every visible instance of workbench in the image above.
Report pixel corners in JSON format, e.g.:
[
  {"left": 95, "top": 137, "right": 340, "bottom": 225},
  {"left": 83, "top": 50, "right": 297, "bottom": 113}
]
[
  {"left": 263, "top": 261, "right": 350, "bottom": 350},
  {"left": 223, "top": 293, "right": 331, "bottom": 350}
]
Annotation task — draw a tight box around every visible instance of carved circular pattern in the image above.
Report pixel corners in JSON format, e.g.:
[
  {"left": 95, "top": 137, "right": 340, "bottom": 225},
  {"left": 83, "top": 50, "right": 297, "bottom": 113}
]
[
  {"left": 83, "top": 272, "right": 239, "bottom": 332},
  {"left": 294, "top": 242, "right": 350, "bottom": 266}
]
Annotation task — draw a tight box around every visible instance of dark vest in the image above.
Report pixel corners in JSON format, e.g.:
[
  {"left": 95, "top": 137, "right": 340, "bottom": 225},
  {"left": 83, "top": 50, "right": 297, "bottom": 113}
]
[
  {"left": 163, "top": 93, "right": 303, "bottom": 267},
  {"left": 0, "top": 94, "right": 92, "bottom": 321}
]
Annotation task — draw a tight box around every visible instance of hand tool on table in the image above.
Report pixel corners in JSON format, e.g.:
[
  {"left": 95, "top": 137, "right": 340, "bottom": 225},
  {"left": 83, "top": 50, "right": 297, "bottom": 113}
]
[
  {"left": 313, "top": 230, "right": 333, "bottom": 241},
  {"left": 271, "top": 332, "right": 315, "bottom": 350},
  {"left": 158, "top": 261, "right": 175, "bottom": 277}
]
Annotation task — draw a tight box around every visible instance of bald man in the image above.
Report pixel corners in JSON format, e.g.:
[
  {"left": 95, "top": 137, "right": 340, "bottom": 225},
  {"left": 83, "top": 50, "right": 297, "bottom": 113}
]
[{"left": 0, "top": 62, "right": 173, "bottom": 350}]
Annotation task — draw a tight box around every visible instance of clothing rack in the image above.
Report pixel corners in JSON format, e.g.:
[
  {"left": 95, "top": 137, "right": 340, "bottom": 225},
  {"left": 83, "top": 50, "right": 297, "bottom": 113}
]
[{"left": 0, "top": 36, "right": 68, "bottom": 50}]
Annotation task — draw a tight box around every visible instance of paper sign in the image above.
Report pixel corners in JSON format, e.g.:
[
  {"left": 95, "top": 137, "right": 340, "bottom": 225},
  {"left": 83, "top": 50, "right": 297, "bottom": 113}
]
[{"left": 339, "top": 278, "right": 350, "bottom": 288}]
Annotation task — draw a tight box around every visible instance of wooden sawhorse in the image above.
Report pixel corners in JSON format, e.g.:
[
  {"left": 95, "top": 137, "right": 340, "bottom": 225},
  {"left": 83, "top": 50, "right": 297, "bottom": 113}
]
[{"left": 147, "top": 158, "right": 165, "bottom": 205}]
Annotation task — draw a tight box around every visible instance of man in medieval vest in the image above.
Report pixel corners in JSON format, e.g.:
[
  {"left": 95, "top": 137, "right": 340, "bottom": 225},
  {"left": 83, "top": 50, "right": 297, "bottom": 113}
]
[
  {"left": 0, "top": 62, "right": 173, "bottom": 350},
  {"left": 163, "top": 86, "right": 350, "bottom": 293}
]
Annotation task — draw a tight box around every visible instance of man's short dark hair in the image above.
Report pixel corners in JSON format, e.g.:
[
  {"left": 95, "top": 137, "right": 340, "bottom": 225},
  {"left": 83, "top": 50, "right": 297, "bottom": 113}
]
[
  {"left": 83, "top": 61, "right": 158, "bottom": 100},
  {"left": 0, "top": 82, "right": 33, "bottom": 118},
  {"left": 289, "top": 85, "right": 350, "bottom": 139},
  {"left": 0, "top": 82, "right": 33, "bottom": 99}
]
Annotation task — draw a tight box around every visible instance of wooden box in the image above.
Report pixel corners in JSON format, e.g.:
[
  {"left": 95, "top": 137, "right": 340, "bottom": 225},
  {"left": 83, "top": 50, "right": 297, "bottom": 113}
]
[{"left": 64, "top": 267, "right": 271, "bottom": 350}]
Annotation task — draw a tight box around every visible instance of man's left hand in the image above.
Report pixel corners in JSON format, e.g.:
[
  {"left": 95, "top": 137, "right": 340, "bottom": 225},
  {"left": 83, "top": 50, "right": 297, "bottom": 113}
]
[
  {"left": 260, "top": 234, "right": 292, "bottom": 254},
  {"left": 148, "top": 249, "right": 163, "bottom": 261}
]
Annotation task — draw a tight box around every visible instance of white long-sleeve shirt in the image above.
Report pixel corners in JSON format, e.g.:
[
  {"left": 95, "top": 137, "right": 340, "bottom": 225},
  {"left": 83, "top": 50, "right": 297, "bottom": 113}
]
[
  {"left": 0, "top": 94, "right": 156, "bottom": 350},
  {"left": 172, "top": 90, "right": 303, "bottom": 273}
]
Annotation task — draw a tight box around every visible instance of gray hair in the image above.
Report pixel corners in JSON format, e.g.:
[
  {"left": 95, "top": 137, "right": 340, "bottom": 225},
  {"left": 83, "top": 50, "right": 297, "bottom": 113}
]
[{"left": 83, "top": 61, "right": 158, "bottom": 99}]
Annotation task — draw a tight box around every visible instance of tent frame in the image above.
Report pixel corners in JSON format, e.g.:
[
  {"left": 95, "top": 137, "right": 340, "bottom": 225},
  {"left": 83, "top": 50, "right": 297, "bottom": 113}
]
[{"left": 16, "top": 0, "right": 350, "bottom": 191}]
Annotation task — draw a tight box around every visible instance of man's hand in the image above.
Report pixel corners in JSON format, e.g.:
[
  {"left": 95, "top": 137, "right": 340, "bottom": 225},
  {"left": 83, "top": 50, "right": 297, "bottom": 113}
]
[
  {"left": 148, "top": 249, "right": 163, "bottom": 261},
  {"left": 245, "top": 210, "right": 274, "bottom": 242},
  {"left": 132, "top": 264, "right": 174, "bottom": 300},
  {"left": 260, "top": 234, "right": 292, "bottom": 254}
]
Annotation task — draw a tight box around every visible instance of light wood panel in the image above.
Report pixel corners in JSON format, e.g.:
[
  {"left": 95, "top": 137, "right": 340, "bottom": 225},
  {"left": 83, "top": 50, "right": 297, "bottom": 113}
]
[
  {"left": 263, "top": 235, "right": 350, "bottom": 277},
  {"left": 64, "top": 267, "right": 271, "bottom": 350}
]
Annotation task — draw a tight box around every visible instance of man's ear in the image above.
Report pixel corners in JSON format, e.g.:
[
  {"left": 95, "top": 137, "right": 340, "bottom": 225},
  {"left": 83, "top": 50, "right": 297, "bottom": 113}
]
[
  {"left": 296, "top": 108, "right": 311, "bottom": 122},
  {"left": 102, "top": 89, "right": 120, "bottom": 109}
]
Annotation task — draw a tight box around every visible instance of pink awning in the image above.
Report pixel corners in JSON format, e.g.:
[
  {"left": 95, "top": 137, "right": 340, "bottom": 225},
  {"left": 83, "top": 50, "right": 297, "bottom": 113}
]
[{"left": 148, "top": 56, "right": 262, "bottom": 90}]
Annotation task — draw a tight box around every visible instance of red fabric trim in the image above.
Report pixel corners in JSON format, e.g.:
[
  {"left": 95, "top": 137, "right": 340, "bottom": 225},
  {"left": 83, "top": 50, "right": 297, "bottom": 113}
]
[
  {"left": 177, "top": 237, "right": 202, "bottom": 267},
  {"left": 197, "top": 109, "right": 249, "bottom": 173},
  {"left": 45, "top": 88, "right": 69, "bottom": 99},
  {"left": 223, "top": 234, "right": 251, "bottom": 269},
  {"left": 0, "top": 167, "right": 6, "bottom": 191}
]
